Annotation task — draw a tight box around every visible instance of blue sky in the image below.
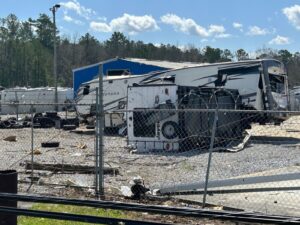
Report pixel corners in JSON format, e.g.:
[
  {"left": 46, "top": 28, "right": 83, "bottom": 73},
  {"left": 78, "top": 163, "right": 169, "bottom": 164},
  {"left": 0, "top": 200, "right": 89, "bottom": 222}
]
[{"left": 1, "top": 0, "right": 300, "bottom": 54}]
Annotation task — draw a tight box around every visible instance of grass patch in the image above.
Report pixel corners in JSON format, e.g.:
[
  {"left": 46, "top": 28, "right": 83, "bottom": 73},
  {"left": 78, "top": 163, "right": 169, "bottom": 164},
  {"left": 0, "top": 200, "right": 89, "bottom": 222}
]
[{"left": 18, "top": 203, "right": 130, "bottom": 225}]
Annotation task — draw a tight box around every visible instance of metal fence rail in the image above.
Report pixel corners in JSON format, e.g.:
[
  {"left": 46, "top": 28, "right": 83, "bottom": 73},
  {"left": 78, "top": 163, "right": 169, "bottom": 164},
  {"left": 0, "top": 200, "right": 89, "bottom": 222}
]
[{"left": 1, "top": 193, "right": 300, "bottom": 224}]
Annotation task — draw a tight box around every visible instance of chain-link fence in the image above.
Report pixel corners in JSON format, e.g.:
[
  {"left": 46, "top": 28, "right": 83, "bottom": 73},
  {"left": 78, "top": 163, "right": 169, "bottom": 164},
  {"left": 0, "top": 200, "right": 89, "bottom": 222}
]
[
  {"left": 102, "top": 108, "right": 300, "bottom": 217},
  {"left": 0, "top": 103, "right": 96, "bottom": 197},
  {"left": 1, "top": 101, "right": 300, "bottom": 218}
]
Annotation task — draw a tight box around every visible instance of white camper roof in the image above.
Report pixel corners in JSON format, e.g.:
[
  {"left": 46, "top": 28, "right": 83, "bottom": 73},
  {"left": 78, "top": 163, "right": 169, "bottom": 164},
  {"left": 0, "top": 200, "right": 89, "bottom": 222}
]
[{"left": 124, "top": 58, "right": 207, "bottom": 69}]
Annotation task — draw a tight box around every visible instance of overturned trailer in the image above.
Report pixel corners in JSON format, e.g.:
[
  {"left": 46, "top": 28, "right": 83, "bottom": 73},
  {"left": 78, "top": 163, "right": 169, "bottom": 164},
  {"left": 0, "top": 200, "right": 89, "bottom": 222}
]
[{"left": 127, "top": 59, "right": 289, "bottom": 152}]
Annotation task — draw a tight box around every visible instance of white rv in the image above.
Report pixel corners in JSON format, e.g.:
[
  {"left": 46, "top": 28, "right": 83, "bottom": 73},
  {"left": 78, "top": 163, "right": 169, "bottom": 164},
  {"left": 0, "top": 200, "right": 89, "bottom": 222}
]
[
  {"left": 138, "top": 59, "right": 289, "bottom": 111},
  {"left": 127, "top": 59, "right": 289, "bottom": 152},
  {"left": 76, "top": 74, "right": 155, "bottom": 128},
  {"left": 0, "top": 87, "right": 73, "bottom": 115}
]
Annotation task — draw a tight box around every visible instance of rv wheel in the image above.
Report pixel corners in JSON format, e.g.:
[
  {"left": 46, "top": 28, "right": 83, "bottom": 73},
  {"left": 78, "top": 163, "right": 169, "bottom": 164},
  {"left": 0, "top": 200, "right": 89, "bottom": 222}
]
[{"left": 162, "top": 121, "right": 179, "bottom": 139}]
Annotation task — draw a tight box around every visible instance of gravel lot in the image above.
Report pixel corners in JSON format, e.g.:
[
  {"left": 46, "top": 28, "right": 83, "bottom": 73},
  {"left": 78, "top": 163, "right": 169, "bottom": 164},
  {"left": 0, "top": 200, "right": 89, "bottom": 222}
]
[{"left": 0, "top": 116, "right": 299, "bottom": 214}]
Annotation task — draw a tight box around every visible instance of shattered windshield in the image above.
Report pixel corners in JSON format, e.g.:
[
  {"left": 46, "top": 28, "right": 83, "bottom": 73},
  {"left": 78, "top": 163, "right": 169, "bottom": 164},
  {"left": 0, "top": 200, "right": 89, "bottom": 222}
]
[
  {"left": 264, "top": 60, "right": 287, "bottom": 94},
  {"left": 269, "top": 74, "right": 285, "bottom": 94}
]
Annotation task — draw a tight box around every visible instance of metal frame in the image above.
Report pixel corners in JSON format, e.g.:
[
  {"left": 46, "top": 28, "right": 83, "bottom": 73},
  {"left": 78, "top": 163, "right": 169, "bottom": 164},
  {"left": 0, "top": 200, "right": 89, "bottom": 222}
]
[{"left": 158, "top": 172, "right": 300, "bottom": 194}]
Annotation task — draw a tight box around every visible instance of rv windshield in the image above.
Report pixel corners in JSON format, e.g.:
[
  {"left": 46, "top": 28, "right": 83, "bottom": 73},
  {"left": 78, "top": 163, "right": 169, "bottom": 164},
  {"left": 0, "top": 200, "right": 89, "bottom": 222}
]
[
  {"left": 269, "top": 74, "right": 285, "bottom": 94},
  {"left": 264, "top": 60, "right": 287, "bottom": 95}
]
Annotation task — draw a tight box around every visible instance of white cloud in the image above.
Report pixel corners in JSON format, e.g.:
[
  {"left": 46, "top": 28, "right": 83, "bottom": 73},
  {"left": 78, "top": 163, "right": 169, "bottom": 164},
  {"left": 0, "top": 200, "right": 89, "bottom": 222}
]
[
  {"left": 233, "top": 22, "right": 243, "bottom": 31},
  {"left": 215, "top": 33, "right": 231, "bottom": 38},
  {"left": 160, "top": 14, "right": 229, "bottom": 38},
  {"left": 208, "top": 25, "right": 225, "bottom": 34},
  {"left": 89, "top": 13, "right": 159, "bottom": 35},
  {"left": 63, "top": 14, "right": 84, "bottom": 25},
  {"left": 233, "top": 22, "right": 243, "bottom": 29},
  {"left": 247, "top": 26, "right": 269, "bottom": 36},
  {"left": 60, "top": 0, "right": 95, "bottom": 20},
  {"left": 161, "top": 14, "right": 209, "bottom": 37},
  {"left": 283, "top": 5, "right": 300, "bottom": 30},
  {"left": 90, "top": 21, "right": 111, "bottom": 32},
  {"left": 110, "top": 14, "right": 159, "bottom": 34},
  {"left": 269, "top": 35, "right": 290, "bottom": 45}
]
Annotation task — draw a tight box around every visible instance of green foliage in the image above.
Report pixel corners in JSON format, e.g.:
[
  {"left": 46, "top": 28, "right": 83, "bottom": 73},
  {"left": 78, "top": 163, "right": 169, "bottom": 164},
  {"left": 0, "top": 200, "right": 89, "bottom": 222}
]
[
  {"left": 0, "top": 13, "right": 299, "bottom": 88},
  {"left": 18, "top": 203, "right": 129, "bottom": 225}
]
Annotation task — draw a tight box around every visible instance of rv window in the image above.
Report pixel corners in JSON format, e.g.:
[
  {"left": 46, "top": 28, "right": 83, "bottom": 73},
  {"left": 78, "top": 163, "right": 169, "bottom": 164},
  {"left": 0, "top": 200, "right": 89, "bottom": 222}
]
[
  {"left": 269, "top": 74, "right": 285, "bottom": 94},
  {"left": 217, "top": 66, "right": 259, "bottom": 87},
  {"left": 83, "top": 85, "right": 90, "bottom": 95},
  {"left": 107, "top": 69, "right": 131, "bottom": 76}
]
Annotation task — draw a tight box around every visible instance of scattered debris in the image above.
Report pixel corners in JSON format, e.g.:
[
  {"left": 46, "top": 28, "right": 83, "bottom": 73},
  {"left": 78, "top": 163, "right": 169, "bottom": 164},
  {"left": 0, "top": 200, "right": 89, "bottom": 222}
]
[
  {"left": 3, "top": 135, "right": 17, "bottom": 142},
  {"left": 70, "top": 128, "right": 95, "bottom": 135},
  {"left": 41, "top": 142, "right": 60, "bottom": 148},
  {"left": 33, "top": 149, "right": 42, "bottom": 155},
  {"left": 26, "top": 176, "right": 40, "bottom": 183},
  {"left": 77, "top": 143, "right": 87, "bottom": 149},
  {"left": 130, "top": 176, "right": 150, "bottom": 200},
  {"left": 120, "top": 186, "right": 132, "bottom": 197},
  {"left": 24, "top": 161, "right": 119, "bottom": 175},
  {"left": 214, "top": 131, "right": 251, "bottom": 152},
  {"left": 59, "top": 179, "right": 77, "bottom": 187}
]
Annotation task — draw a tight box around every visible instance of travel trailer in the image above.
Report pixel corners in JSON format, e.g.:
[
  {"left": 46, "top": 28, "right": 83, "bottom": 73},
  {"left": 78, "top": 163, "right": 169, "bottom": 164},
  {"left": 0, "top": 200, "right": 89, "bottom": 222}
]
[
  {"left": 76, "top": 74, "right": 155, "bottom": 128},
  {"left": 0, "top": 87, "right": 73, "bottom": 115}
]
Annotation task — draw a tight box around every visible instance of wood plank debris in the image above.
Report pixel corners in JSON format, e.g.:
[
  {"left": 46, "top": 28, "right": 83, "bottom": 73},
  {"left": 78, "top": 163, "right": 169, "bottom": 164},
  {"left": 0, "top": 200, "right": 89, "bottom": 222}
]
[{"left": 24, "top": 161, "right": 119, "bottom": 175}]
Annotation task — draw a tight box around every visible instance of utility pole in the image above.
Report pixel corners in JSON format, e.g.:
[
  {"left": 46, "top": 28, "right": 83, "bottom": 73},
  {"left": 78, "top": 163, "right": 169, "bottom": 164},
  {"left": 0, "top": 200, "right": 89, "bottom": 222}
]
[{"left": 50, "top": 4, "right": 60, "bottom": 111}]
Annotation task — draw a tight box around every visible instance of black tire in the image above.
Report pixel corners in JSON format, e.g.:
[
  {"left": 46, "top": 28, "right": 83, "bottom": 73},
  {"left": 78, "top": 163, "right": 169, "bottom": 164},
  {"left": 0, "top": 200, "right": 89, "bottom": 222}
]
[
  {"left": 63, "top": 124, "right": 76, "bottom": 130},
  {"left": 161, "top": 121, "right": 180, "bottom": 139},
  {"left": 3, "top": 120, "right": 11, "bottom": 128},
  {"left": 41, "top": 142, "right": 60, "bottom": 148},
  {"left": 86, "top": 125, "right": 95, "bottom": 129}
]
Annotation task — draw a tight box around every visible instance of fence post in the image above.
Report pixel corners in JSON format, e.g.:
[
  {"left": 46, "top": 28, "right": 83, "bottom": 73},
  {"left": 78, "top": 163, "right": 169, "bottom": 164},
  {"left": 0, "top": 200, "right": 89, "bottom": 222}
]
[
  {"left": 30, "top": 104, "right": 34, "bottom": 185},
  {"left": 95, "top": 64, "right": 104, "bottom": 197},
  {"left": 202, "top": 109, "right": 218, "bottom": 208},
  {"left": 95, "top": 88, "right": 99, "bottom": 196}
]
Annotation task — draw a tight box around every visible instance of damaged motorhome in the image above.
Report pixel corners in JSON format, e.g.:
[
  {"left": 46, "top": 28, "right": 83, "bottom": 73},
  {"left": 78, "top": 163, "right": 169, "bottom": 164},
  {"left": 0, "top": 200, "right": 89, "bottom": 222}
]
[
  {"left": 127, "top": 84, "right": 244, "bottom": 152},
  {"left": 77, "top": 59, "right": 288, "bottom": 136},
  {"left": 139, "top": 59, "right": 289, "bottom": 111},
  {"left": 127, "top": 59, "right": 289, "bottom": 152}
]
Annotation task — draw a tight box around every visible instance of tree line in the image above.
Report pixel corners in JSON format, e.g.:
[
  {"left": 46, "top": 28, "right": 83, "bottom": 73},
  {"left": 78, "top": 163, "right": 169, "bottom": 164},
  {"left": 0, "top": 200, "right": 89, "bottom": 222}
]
[{"left": 0, "top": 13, "right": 299, "bottom": 88}]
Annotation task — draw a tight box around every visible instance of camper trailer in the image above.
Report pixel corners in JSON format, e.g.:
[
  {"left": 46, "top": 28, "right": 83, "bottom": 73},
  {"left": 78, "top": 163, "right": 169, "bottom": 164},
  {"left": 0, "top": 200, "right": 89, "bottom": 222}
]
[
  {"left": 0, "top": 87, "right": 73, "bottom": 115},
  {"left": 76, "top": 74, "right": 155, "bottom": 128}
]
